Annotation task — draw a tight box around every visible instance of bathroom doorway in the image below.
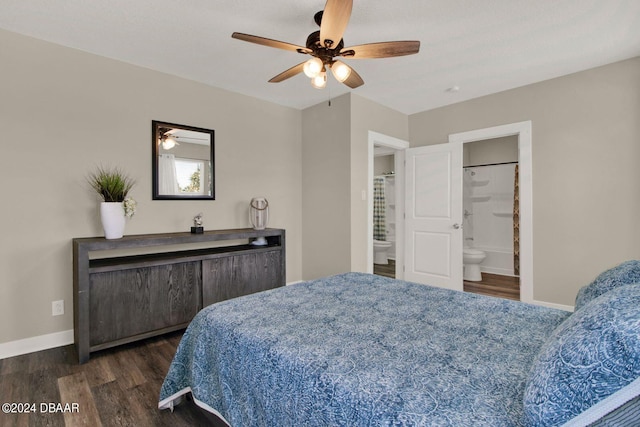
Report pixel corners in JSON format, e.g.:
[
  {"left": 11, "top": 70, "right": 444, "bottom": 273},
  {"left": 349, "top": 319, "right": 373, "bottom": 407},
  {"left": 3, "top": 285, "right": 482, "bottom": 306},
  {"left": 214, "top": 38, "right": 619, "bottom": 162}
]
[
  {"left": 373, "top": 148, "right": 398, "bottom": 278},
  {"left": 366, "top": 122, "right": 532, "bottom": 303},
  {"left": 367, "top": 131, "right": 409, "bottom": 279},
  {"left": 462, "top": 136, "right": 520, "bottom": 300},
  {"left": 450, "top": 121, "right": 533, "bottom": 303}
]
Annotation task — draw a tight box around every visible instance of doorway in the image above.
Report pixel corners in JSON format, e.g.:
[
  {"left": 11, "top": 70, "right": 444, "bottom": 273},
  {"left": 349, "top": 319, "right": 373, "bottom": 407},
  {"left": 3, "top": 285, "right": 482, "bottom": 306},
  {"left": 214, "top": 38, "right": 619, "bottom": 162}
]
[
  {"left": 366, "top": 121, "right": 532, "bottom": 304},
  {"left": 367, "top": 131, "right": 409, "bottom": 279},
  {"left": 462, "top": 137, "right": 520, "bottom": 300},
  {"left": 450, "top": 121, "right": 533, "bottom": 303}
]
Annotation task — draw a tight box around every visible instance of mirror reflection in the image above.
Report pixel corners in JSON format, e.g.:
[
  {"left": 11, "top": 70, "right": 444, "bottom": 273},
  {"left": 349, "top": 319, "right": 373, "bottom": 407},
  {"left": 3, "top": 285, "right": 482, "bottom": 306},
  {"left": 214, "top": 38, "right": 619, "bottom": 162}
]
[{"left": 152, "top": 121, "right": 215, "bottom": 200}]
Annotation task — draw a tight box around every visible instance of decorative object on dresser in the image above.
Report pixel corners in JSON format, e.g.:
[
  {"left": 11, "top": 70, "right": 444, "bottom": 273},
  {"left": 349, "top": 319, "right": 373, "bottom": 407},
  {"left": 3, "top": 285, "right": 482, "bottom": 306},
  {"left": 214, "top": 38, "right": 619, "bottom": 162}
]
[
  {"left": 249, "top": 197, "right": 269, "bottom": 245},
  {"left": 152, "top": 120, "right": 215, "bottom": 200},
  {"left": 72, "top": 228, "right": 285, "bottom": 363},
  {"left": 191, "top": 212, "right": 204, "bottom": 234},
  {"left": 87, "top": 166, "right": 136, "bottom": 239},
  {"left": 99, "top": 202, "right": 126, "bottom": 240}
]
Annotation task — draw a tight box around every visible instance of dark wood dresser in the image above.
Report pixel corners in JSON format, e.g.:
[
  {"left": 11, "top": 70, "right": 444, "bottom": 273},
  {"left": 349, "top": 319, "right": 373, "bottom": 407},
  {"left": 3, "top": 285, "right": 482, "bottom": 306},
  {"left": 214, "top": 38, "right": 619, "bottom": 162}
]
[{"left": 73, "top": 228, "right": 285, "bottom": 363}]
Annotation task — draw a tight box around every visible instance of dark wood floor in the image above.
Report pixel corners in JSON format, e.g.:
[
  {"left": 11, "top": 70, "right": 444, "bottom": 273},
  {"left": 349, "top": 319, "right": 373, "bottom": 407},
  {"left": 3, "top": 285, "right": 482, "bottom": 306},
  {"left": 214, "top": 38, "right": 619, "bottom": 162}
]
[
  {"left": 374, "top": 262, "right": 520, "bottom": 301},
  {"left": 464, "top": 273, "right": 520, "bottom": 301},
  {"left": 373, "top": 259, "right": 396, "bottom": 278},
  {"left": 0, "top": 331, "right": 221, "bottom": 427}
]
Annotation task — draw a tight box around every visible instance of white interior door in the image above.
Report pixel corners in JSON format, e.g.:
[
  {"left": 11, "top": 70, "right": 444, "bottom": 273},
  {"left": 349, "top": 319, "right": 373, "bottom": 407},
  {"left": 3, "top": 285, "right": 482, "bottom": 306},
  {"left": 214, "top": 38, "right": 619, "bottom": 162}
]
[{"left": 405, "top": 142, "right": 463, "bottom": 291}]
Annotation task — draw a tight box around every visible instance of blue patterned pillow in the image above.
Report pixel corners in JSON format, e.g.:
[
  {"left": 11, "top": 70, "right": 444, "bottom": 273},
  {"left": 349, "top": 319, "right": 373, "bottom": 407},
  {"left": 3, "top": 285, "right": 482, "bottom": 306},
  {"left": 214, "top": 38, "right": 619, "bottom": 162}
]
[
  {"left": 574, "top": 260, "right": 640, "bottom": 311},
  {"left": 523, "top": 283, "right": 640, "bottom": 427}
]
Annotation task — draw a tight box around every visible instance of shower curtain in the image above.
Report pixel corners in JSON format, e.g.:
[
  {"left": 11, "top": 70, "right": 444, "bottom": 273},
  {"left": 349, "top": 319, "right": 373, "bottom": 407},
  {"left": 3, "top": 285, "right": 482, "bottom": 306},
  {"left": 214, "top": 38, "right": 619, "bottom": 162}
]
[{"left": 373, "top": 177, "right": 386, "bottom": 241}]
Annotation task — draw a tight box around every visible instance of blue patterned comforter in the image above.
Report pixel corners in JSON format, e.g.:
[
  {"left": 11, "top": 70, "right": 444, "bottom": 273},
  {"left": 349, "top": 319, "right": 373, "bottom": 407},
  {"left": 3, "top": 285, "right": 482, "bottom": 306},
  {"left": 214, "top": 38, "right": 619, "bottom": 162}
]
[{"left": 159, "top": 272, "right": 570, "bottom": 426}]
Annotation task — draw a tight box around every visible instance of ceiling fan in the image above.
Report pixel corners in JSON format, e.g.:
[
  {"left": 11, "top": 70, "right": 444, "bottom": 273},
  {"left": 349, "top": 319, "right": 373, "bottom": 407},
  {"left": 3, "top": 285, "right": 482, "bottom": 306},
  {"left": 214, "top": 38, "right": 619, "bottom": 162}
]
[
  {"left": 231, "top": 0, "right": 420, "bottom": 89},
  {"left": 158, "top": 128, "right": 210, "bottom": 150}
]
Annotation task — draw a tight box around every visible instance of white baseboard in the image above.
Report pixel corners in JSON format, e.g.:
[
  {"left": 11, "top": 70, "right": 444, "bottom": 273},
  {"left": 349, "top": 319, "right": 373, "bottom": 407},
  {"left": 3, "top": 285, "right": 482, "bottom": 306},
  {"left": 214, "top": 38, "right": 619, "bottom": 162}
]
[
  {"left": 480, "top": 266, "right": 514, "bottom": 276},
  {"left": 0, "top": 329, "right": 74, "bottom": 360},
  {"left": 531, "top": 299, "right": 575, "bottom": 313},
  {"left": 286, "top": 280, "right": 304, "bottom": 286}
]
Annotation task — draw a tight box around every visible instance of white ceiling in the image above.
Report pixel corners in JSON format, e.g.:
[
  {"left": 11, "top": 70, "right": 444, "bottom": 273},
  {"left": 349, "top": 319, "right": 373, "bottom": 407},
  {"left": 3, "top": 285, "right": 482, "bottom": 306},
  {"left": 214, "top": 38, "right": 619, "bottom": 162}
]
[{"left": 1, "top": 0, "right": 639, "bottom": 115}]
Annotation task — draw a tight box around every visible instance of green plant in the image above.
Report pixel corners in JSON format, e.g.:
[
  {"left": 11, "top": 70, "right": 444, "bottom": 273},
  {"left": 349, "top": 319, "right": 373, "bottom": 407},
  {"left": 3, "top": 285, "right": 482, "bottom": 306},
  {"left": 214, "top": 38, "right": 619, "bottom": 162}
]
[{"left": 88, "top": 166, "right": 136, "bottom": 203}]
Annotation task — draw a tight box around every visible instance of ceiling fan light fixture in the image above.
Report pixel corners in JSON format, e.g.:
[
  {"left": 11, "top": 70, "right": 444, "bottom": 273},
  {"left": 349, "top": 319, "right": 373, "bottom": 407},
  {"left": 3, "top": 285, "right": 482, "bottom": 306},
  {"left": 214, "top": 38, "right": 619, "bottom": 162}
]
[
  {"left": 311, "top": 71, "right": 327, "bottom": 89},
  {"left": 161, "top": 137, "right": 177, "bottom": 150},
  {"left": 331, "top": 60, "right": 351, "bottom": 83},
  {"left": 233, "top": 0, "right": 420, "bottom": 90},
  {"left": 303, "top": 57, "right": 323, "bottom": 78}
]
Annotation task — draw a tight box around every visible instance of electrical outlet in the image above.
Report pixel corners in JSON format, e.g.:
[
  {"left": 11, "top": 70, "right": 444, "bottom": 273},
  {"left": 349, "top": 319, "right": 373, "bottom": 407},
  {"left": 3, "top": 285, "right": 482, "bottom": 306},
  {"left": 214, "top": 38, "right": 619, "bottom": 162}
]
[{"left": 52, "top": 300, "right": 64, "bottom": 316}]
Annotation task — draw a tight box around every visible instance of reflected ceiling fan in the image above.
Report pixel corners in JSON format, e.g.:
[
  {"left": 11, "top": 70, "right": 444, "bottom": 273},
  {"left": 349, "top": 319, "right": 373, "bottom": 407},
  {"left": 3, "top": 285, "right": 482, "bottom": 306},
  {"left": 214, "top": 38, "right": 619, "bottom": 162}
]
[
  {"left": 231, "top": 0, "right": 420, "bottom": 89},
  {"left": 158, "top": 128, "right": 209, "bottom": 150}
]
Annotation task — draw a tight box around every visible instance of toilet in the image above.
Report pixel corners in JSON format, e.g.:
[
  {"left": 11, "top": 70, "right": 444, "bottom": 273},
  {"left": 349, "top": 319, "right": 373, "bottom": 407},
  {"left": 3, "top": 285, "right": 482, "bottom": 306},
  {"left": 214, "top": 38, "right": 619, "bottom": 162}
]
[
  {"left": 463, "top": 248, "right": 487, "bottom": 281},
  {"left": 373, "top": 239, "right": 392, "bottom": 264}
]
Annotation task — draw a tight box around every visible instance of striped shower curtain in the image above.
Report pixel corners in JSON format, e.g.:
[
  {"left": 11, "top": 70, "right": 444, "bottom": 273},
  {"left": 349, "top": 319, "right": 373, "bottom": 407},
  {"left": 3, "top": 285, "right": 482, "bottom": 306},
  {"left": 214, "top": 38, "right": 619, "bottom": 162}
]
[{"left": 373, "top": 177, "right": 386, "bottom": 241}]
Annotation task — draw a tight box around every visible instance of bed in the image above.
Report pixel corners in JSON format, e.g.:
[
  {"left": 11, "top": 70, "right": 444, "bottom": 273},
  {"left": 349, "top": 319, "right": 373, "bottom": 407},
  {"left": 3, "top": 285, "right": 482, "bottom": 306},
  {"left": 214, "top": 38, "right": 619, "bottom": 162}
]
[{"left": 159, "top": 264, "right": 640, "bottom": 426}]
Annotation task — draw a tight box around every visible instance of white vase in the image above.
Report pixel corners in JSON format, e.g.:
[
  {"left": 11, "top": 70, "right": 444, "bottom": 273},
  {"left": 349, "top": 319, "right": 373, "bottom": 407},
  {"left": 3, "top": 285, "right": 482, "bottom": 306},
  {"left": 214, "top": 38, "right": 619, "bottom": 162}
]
[{"left": 100, "top": 202, "right": 126, "bottom": 239}]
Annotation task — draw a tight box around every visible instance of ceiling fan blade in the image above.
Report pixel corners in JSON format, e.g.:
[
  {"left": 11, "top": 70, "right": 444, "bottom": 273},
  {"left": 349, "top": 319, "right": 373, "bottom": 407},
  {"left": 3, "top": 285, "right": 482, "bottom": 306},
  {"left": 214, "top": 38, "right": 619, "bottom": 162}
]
[
  {"left": 269, "top": 62, "right": 306, "bottom": 83},
  {"left": 340, "top": 41, "right": 420, "bottom": 59},
  {"left": 319, "top": 0, "right": 353, "bottom": 49},
  {"left": 342, "top": 66, "right": 364, "bottom": 89},
  {"left": 232, "top": 32, "right": 311, "bottom": 54}
]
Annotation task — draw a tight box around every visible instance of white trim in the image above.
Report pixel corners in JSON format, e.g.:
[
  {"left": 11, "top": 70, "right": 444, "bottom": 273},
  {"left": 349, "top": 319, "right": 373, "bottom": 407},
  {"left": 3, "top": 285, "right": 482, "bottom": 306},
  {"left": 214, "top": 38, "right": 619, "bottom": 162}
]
[
  {"left": 531, "top": 300, "right": 574, "bottom": 313},
  {"left": 286, "top": 280, "right": 305, "bottom": 286},
  {"left": 0, "top": 329, "right": 74, "bottom": 360},
  {"left": 449, "top": 121, "right": 534, "bottom": 304},
  {"left": 393, "top": 150, "right": 406, "bottom": 280},
  {"left": 367, "top": 131, "right": 409, "bottom": 278}
]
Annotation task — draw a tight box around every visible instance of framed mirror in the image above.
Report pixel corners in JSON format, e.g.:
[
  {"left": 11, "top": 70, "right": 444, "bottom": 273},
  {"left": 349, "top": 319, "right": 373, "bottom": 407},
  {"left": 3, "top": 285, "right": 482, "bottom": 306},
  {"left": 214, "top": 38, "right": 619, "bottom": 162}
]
[{"left": 152, "top": 120, "right": 215, "bottom": 200}]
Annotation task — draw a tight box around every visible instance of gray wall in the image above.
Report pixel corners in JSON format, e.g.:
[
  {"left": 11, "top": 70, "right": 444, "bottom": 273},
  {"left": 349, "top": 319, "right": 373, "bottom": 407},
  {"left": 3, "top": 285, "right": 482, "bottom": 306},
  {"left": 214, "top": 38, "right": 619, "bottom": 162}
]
[
  {"left": 409, "top": 57, "right": 640, "bottom": 306},
  {"left": 301, "top": 94, "right": 352, "bottom": 280},
  {"left": 0, "top": 29, "right": 303, "bottom": 345},
  {"left": 464, "top": 136, "right": 519, "bottom": 167},
  {"left": 300, "top": 94, "right": 409, "bottom": 279},
  {"left": 374, "top": 155, "right": 394, "bottom": 176},
  {"left": 350, "top": 95, "right": 409, "bottom": 272}
]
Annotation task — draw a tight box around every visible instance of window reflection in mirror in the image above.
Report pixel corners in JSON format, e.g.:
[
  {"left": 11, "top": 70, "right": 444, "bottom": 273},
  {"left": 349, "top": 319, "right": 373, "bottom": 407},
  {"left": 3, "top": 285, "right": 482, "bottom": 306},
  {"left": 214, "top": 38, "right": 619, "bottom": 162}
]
[{"left": 152, "top": 121, "right": 215, "bottom": 200}]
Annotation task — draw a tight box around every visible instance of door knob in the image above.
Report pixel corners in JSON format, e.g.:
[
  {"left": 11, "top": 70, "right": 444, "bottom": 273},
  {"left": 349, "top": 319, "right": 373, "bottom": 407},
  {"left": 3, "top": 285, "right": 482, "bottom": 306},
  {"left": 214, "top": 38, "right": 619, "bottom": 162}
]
[{"left": 453, "top": 223, "right": 462, "bottom": 229}]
